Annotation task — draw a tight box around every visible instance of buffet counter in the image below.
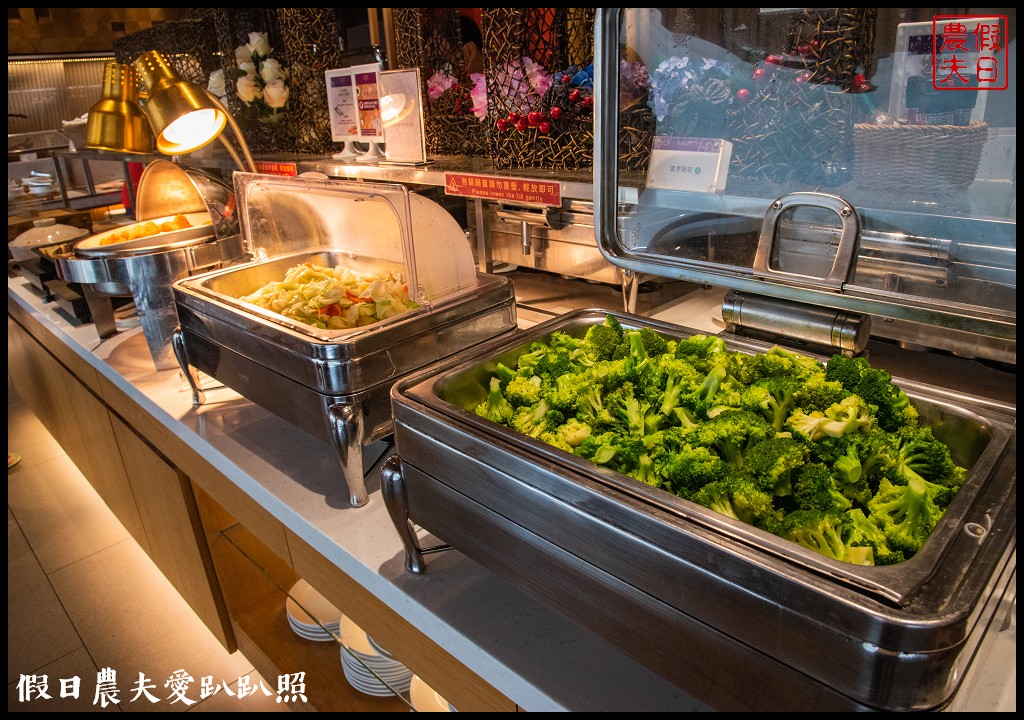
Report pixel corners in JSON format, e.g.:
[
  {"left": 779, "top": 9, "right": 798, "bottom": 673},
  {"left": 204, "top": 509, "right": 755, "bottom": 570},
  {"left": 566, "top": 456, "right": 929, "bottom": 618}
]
[{"left": 7, "top": 274, "right": 1015, "bottom": 712}]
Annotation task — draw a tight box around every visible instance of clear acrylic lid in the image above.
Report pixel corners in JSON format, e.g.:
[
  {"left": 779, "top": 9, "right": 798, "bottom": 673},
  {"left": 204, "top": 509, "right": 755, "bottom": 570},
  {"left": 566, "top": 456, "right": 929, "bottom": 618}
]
[
  {"left": 232, "top": 172, "right": 477, "bottom": 307},
  {"left": 593, "top": 9, "right": 1015, "bottom": 364}
]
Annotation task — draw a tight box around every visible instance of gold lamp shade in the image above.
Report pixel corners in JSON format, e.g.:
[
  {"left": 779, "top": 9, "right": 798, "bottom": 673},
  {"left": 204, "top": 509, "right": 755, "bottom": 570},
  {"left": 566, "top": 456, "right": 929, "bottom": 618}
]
[
  {"left": 133, "top": 50, "right": 227, "bottom": 155},
  {"left": 84, "top": 62, "right": 154, "bottom": 154}
]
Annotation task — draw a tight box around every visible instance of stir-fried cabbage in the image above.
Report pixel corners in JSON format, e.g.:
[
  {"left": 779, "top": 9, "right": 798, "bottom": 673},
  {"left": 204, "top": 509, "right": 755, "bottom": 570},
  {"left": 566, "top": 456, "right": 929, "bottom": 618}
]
[{"left": 239, "top": 262, "right": 419, "bottom": 330}]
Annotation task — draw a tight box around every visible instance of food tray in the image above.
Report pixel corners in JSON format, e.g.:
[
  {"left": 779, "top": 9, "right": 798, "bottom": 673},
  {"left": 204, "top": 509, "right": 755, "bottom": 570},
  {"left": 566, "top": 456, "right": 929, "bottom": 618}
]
[{"left": 384, "top": 308, "right": 1016, "bottom": 710}]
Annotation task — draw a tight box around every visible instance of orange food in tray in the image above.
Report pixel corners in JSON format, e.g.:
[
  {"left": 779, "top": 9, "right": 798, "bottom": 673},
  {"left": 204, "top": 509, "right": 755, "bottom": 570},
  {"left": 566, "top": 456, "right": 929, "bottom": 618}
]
[{"left": 98, "top": 214, "right": 193, "bottom": 246}]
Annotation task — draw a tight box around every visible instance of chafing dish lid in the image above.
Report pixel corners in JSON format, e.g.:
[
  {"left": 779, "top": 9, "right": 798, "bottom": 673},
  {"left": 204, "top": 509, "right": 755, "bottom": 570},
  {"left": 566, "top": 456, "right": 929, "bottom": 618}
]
[{"left": 232, "top": 172, "right": 477, "bottom": 307}]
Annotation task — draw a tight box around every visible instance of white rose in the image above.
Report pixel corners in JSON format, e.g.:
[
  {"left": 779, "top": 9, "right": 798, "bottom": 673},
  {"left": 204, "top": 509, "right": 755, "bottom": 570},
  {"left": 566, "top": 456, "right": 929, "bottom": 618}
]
[
  {"left": 236, "top": 74, "right": 263, "bottom": 104},
  {"left": 206, "top": 69, "right": 226, "bottom": 99},
  {"left": 237, "top": 61, "right": 256, "bottom": 77},
  {"left": 248, "top": 32, "right": 271, "bottom": 58},
  {"left": 263, "top": 79, "right": 289, "bottom": 109},
  {"left": 260, "top": 57, "right": 288, "bottom": 85},
  {"left": 235, "top": 44, "right": 253, "bottom": 66}
]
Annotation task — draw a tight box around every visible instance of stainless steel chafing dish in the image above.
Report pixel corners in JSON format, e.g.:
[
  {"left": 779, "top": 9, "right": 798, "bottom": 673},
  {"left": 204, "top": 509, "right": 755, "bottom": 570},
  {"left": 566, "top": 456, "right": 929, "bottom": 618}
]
[
  {"left": 172, "top": 173, "right": 518, "bottom": 507},
  {"left": 54, "top": 160, "right": 243, "bottom": 370},
  {"left": 381, "top": 8, "right": 1015, "bottom": 711},
  {"left": 383, "top": 309, "right": 1015, "bottom": 711}
]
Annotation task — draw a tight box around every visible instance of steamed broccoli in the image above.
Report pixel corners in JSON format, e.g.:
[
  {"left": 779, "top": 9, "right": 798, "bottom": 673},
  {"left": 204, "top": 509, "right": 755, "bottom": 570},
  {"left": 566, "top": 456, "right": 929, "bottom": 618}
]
[
  {"left": 692, "top": 475, "right": 781, "bottom": 527},
  {"left": 867, "top": 473, "right": 945, "bottom": 556},
  {"left": 605, "top": 381, "right": 650, "bottom": 436},
  {"left": 543, "top": 372, "right": 592, "bottom": 413},
  {"left": 582, "top": 318, "right": 624, "bottom": 362},
  {"left": 743, "top": 435, "right": 808, "bottom": 497},
  {"left": 655, "top": 441, "right": 732, "bottom": 498},
  {"left": 674, "top": 333, "right": 729, "bottom": 373},
  {"left": 510, "top": 399, "right": 562, "bottom": 439},
  {"left": 825, "top": 354, "right": 920, "bottom": 431},
  {"left": 787, "top": 395, "right": 875, "bottom": 441},
  {"left": 884, "top": 425, "right": 966, "bottom": 510},
  {"left": 505, "top": 374, "right": 543, "bottom": 408},
  {"left": 475, "top": 376, "right": 515, "bottom": 425},
  {"left": 844, "top": 508, "right": 906, "bottom": 566},
  {"left": 692, "top": 409, "right": 773, "bottom": 468},
  {"left": 741, "top": 375, "right": 800, "bottom": 431},
  {"left": 476, "top": 314, "right": 967, "bottom": 566},
  {"left": 779, "top": 509, "right": 871, "bottom": 564},
  {"left": 791, "top": 462, "right": 852, "bottom": 515}
]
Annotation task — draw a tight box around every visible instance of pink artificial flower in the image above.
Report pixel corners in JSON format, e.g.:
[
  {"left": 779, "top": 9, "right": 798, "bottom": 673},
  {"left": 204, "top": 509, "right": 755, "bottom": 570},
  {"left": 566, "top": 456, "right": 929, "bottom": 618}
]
[{"left": 469, "top": 72, "right": 487, "bottom": 120}]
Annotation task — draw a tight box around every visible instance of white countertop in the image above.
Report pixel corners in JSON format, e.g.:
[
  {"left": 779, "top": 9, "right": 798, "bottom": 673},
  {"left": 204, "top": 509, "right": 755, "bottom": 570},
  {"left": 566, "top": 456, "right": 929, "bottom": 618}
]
[{"left": 8, "top": 275, "right": 1014, "bottom": 712}]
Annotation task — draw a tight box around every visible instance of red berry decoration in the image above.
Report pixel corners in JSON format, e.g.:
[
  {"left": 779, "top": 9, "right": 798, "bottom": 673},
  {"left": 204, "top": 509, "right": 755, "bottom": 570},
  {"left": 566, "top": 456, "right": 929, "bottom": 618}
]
[
  {"left": 797, "top": 43, "right": 813, "bottom": 57},
  {"left": 495, "top": 118, "right": 510, "bottom": 132},
  {"left": 809, "top": 39, "right": 820, "bottom": 51},
  {"left": 569, "top": 88, "right": 581, "bottom": 103},
  {"left": 752, "top": 67, "right": 767, "bottom": 82},
  {"left": 515, "top": 118, "right": 529, "bottom": 133},
  {"left": 549, "top": 106, "right": 563, "bottom": 120},
  {"left": 582, "top": 96, "right": 593, "bottom": 108},
  {"left": 508, "top": 112, "right": 520, "bottom": 124},
  {"left": 851, "top": 73, "right": 867, "bottom": 88},
  {"left": 735, "top": 88, "right": 751, "bottom": 103},
  {"left": 766, "top": 54, "right": 784, "bottom": 65},
  {"left": 538, "top": 120, "right": 552, "bottom": 134},
  {"left": 795, "top": 71, "right": 811, "bottom": 84},
  {"left": 562, "top": 74, "right": 571, "bottom": 84},
  {"left": 527, "top": 111, "right": 543, "bottom": 127}
]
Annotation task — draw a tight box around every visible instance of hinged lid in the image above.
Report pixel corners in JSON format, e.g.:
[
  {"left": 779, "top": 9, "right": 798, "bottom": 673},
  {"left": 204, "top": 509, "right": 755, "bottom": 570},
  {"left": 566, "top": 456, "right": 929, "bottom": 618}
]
[
  {"left": 593, "top": 9, "right": 1015, "bottom": 365},
  {"left": 232, "top": 172, "right": 477, "bottom": 308}
]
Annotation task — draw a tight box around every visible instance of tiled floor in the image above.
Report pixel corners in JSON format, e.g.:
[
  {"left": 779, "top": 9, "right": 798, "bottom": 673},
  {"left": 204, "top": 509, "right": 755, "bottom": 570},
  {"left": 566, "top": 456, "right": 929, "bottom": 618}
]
[{"left": 7, "top": 374, "right": 290, "bottom": 713}]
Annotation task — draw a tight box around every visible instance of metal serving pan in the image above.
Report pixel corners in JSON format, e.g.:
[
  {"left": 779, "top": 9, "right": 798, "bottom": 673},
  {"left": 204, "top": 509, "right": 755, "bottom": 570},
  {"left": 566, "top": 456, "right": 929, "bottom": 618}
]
[
  {"left": 383, "top": 308, "right": 1016, "bottom": 711},
  {"left": 173, "top": 249, "right": 517, "bottom": 507}
]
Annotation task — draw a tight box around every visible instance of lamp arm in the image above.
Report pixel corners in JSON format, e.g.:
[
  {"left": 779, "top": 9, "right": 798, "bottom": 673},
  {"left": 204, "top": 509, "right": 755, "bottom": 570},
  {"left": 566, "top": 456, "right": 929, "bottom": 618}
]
[{"left": 204, "top": 90, "right": 258, "bottom": 173}]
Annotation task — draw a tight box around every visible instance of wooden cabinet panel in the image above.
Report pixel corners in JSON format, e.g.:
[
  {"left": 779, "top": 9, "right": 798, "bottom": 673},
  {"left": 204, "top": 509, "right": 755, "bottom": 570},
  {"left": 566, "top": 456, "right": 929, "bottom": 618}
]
[
  {"left": 8, "top": 314, "right": 147, "bottom": 547},
  {"left": 110, "top": 416, "right": 235, "bottom": 652}
]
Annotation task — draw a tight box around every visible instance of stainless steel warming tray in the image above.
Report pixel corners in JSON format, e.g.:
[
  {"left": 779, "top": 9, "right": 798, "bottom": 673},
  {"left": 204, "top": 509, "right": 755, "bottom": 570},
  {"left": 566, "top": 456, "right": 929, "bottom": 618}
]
[
  {"left": 54, "top": 160, "right": 243, "bottom": 370},
  {"left": 172, "top": 173, "right": 518, "bottom": 507},
  {"left": 383, "top": 309, "right": 1015, "bottom": 711}
]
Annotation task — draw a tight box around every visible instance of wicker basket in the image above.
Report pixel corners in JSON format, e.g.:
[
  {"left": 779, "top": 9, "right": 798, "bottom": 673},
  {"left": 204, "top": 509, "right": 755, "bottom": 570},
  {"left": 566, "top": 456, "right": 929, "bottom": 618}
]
[{"left": 853, "top": 122, "right": 988, "bottom": 196}]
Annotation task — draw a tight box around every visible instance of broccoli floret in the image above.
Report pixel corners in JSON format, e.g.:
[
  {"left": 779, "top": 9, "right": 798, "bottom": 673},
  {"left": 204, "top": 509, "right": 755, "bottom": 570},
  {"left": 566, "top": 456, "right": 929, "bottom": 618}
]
[
  {"left": 867, "top": 474, "right": 945, "bottom": 557},
  {"left": 692, "top": 409, "right": 773, "bottom": 468},
  {"left": 515, "top": 345, "right": 547, "bottom": 374},
  {"left": 656, "top": 442, "right": 732, "bottom": 498},
  {"left": 780, "top": 509, "right": 864, "bottom": 564},
  {"left": 510, "top": 399, "right": 561, "bottom": 439},
  {"left": 490, "top": 362, "right": 519, "bottom": 386},
  {"left": 674, "top": 333, "right": 730, "bottom": 373},
  {"left": 543, "top": 372, "right": 592, "bottom": 413},
  {"left": 891, "top": 425, "right": 962, "bottom": 491},
  {"left": 734, "top": 345, "right": 825, "bottom": 385},
  {"left": 678, "top": 362, "right": 734, "bottom": 420},
  {"left": 692, "top": 475, "right": 781, "bottom": 527},
  {"left": 505, "top": 374, "right": 543, "bottom": 408},
  {"left": 552, "top": 417, "right": 592, "bottom": 449},
  {"left": 844, "top": 508, "right": 906, "bottom": 566},
  {"left": 606, "top": 381, "right": 650, "bottom": 436},
  {"left": 628, "top": 453, "right": 660, "bottom": 487},
  {"left": 792, "top": 374, "right": 849, "bottom": 414},
  {"left": 582, "top": 319, "right": 624, "bottom": 362},
  {"left": 576, "top": 384, "right": 617, "bottom": 429},
  {"left": 474, "top": 376, "right": 515, "bottom": 425},
  {"left": 592, "top": 433, "right": 646, "bottom": 476},
  {"left": 743, "top": 435, "right": 808, "bottom": 497},
  {"left": 741, "top": 375, "right": 800, "bottom": 431},
  {"left": 637, "top": 327, "right": 669, "bottom": 359},
  {"left": 787, "top": 395, "right": 875, "bottom": 441},
  {"left": 825, "top": 355, "right": 920, "bottom": 432},
  {"left": 830, "top": 442, "right": 874, "bottom": 507},
  {"left": 791, "top": 462, "right": 852, "bottom": 515}
]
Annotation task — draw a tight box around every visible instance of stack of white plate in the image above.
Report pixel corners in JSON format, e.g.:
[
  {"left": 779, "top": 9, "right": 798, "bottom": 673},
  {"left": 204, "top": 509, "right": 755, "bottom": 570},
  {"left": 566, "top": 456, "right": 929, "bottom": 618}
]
[
  {"left": 409, "top": 674, "right": 457, "bottom": 712},
  {"left": 339, "top": 614, "right": 413, "bottom": 697},
  {"left": 285, "top": 579, "right": 342, "bottom": 641}
]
